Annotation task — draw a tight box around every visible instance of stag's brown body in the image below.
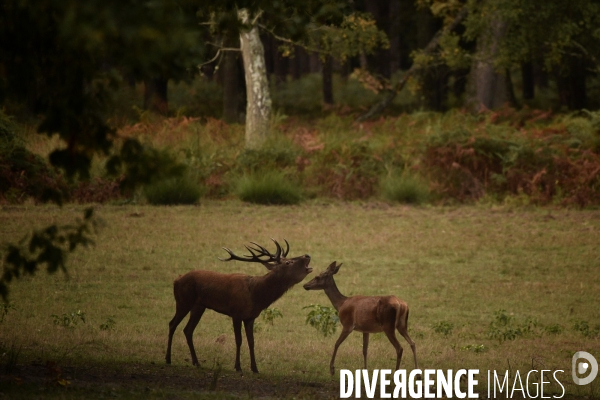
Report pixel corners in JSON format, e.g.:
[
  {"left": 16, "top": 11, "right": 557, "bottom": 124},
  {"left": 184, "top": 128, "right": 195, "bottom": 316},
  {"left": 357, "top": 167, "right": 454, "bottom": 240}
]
[
  {"left": 304, "top": 262, "right": 418, "bottom": 375},
  {"left": 166, "top": 240, "right": 312, "bottom": 373}
]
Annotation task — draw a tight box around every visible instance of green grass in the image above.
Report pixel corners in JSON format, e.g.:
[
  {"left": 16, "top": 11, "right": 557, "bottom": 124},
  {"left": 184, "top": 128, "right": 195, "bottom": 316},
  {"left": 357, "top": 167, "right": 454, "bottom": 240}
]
[{"left": 0, "top": 202, "right": 599, "bottom": 398}]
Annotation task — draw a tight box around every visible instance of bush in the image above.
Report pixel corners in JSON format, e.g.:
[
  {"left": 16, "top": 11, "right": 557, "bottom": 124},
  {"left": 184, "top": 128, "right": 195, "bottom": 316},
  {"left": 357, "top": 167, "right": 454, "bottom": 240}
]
[
  {"left": 235, "top": 136, "right": 300, "bottom": 174},
  {"left": 306, "top": 138, "right": 385, "bottom": 200},
  {"left": 432, "top": 320, "right": 454, "bottom": 337},
  {"left": 235, "top": 171, "right": 302, "bottom": 205},
  {"left": 0, "top": 111, "right": 68, "bottom": 204},
  {"left": 143, "top": 177, "right": 204, "bottom": 205},
  {"left": 381, "top": 173, "right": 430, "bottom": 204}
]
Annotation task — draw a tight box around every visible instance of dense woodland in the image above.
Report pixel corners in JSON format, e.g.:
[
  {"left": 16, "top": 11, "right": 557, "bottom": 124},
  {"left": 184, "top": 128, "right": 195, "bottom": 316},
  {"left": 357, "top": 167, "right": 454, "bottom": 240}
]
[{"left": 1, "top": 0, "right": 600, "bottom": 207}]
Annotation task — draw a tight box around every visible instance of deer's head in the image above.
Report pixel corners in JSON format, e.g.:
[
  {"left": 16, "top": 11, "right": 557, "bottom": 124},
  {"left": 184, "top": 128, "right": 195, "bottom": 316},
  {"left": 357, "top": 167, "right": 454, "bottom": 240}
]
[
  {"left": 220, "top": 239, "right": 312, "bottom": 283},
  {"left": 303, "top": 261, "right": 342, "bottom": 290}
]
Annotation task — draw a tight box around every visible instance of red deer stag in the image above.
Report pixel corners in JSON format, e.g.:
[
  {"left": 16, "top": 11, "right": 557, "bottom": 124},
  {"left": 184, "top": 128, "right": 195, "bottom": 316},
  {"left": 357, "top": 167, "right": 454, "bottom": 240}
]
[
  {"left": 303, "top": 261, "right": 418, "bottom": 375},
  {"left": 166, "top": 239, "right": 312, "bottom": 373}
]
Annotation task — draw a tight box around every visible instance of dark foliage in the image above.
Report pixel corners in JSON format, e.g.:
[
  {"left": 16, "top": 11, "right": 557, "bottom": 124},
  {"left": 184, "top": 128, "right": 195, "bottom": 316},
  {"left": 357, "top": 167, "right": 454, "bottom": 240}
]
[{"left": 0, "top": 208, "right": 98, "bottom": 301}]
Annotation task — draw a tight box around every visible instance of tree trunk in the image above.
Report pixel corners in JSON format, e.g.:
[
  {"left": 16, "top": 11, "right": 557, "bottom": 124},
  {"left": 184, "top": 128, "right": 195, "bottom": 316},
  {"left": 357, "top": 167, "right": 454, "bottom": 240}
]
[
  {"left": 557, "top": 57, "right": 587, "bottom": 110},
  {"left": 322, "top": 55, "right": 334, "bottom": 105},
  {"left": 223, "top": 34, "right": 241, "bottom": 123},
  {"left": 143, "top": 75, "right": 168, "bottom": 115},
  {"left": 388, "top": 0, "right": 402, "bottom": 75},
  {"left": 417, "top": 7, "right": 448, "bottom": 111},
  {"left": 521, "top": 61, "right": 534, "bottom": 100},
  {"left": 466, "top": 15, "right": 508, "bottom": 112},
  {"left": 238, "top": 9, "right": 272, "bottom": 149},
  {"left": 272, "top": 39, "right": 288, "bottom": 86}
]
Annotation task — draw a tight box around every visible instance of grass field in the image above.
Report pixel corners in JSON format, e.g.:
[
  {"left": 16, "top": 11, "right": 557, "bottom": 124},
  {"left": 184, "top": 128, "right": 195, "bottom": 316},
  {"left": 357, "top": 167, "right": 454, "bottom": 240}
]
[{"left": 0, "top": 201, "right": 599, "bottom": 399}]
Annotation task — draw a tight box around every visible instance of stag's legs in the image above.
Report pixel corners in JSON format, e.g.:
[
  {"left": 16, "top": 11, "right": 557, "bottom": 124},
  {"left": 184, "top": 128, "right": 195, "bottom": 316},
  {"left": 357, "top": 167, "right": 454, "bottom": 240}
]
[
  {"left": 383, "top": 325, "right": 404, "bottom": 371},
  {"left": 182, "top": 303, "right": 206, "bottom": 366},
  {"left": 166, "top": 302, "right": 193, "bottom": 364},
  {"left": 397, "top": 315, "right": 418, "bottom": 369},
  {"left": 232, "top": 318, "right": 244, "bottom": 372},
  {"left": 243, "top": 319, "right": 258, "bottom": 373},
  {"left": 362, "top": 333, "right": 369, "bottom": 369},
  {"left": 330, "top": 328, "right": 352, "bottom": 375}
]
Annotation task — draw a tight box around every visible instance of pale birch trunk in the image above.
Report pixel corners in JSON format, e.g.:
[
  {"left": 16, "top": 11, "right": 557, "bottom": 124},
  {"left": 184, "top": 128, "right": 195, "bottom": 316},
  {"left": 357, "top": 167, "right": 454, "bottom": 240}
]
[{"left": 238, "top": 9, "right": 272, "bottom": 149}]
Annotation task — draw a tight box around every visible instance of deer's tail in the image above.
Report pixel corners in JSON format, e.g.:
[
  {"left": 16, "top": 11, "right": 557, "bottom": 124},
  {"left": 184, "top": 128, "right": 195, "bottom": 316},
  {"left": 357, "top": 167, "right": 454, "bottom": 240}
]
[{"left": 395, "top": 301, "right": 409, "bottom": 331}]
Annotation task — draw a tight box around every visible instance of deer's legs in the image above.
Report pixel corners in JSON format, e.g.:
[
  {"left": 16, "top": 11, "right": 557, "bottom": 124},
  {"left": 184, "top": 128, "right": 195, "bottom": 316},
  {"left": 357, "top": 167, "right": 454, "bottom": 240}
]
[
  {"left": 362, "top": 333, "right": 369, "bottom": 369},
  {"left": 233, "top": 318, "right": 244, "bottom": 372},
  {"left": 166, "top": 303, "right": 192, "bottom": 364},
  {"left": 330, "top": 329, "right": 352, "bottom": 375},
  {"left": 243, "top": 319, "right": 258, "bottom": 373},
  {"left": 383, "top": 326, "right": 403, "bottom": 371},
  {"left": 397, "top": 320, "right": 418, "bottom": 369},
  {"left": 182, "top": 303, "right": 206, "bottom": 366}
]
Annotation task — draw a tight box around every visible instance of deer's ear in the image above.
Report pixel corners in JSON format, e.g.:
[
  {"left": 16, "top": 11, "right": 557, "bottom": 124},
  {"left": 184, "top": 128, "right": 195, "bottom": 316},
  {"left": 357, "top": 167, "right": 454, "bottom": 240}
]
[
  {"left": 327, "top": 261, "right": 337, "bottom": 272},
  {"left": 333, "top": 262, "right": 342, "bottom": 274}
]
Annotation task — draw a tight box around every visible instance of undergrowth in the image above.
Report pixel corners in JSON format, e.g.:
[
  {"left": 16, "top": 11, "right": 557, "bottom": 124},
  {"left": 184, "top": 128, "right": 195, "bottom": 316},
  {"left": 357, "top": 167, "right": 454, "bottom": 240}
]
[
  {"left": 235, "top": 171, "right": 302, "bottom": 205},
  {"left": 4, "top": 106, "right": 600, "bottom": 206}
]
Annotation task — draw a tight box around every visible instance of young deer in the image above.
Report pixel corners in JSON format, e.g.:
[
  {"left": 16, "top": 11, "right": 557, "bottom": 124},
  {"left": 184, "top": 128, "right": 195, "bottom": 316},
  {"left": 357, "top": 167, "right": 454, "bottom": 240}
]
[
  {"left": 303, "top": 261, "right": 418, "bottom": 375},
  {"left": 166, "top": 239, "right": 312, "bottom": 373}
]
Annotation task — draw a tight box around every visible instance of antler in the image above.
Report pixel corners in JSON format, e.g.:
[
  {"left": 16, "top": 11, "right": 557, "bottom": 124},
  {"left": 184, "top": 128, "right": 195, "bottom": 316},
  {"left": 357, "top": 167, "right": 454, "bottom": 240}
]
[{"left": 219, "top": 239, "right": 290, "bottom": 263}]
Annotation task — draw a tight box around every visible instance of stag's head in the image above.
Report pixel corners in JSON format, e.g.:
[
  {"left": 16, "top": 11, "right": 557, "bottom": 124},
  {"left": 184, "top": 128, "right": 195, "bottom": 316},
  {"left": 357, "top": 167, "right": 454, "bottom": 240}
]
[
  {"left": 303, "top": 261, "right": 342, "bottom": 290},
  {"left": 220, "top": 239, "right": 312, "bottom": 283}
]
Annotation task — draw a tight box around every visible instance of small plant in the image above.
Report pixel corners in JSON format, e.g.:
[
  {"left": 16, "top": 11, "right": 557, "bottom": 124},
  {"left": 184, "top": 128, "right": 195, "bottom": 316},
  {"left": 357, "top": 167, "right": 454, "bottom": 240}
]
[
  {"left": 487, "top": 309, "right": 537, "bottom": 342},
  {"left": 261, "top": 308, "right": 283, "bottom": 325},
  {"left": 573, "top": 320, "right": 600, "bottom": 338},
  {"left": 235, "top": 171, "right": 302, "bottom": 205},
  {"left": 381, "top": 173, "right": 430, "bottom": 205},
  {"left": 208, "top": 360, "right": 222, "bottom": 391},
  {"left": 52, "top": 310, "right": 86, "bottom": 328},
  {"left": 143, "top": 176, "right": 204, "bottom": 205},
  {"left": 303, "top": 304, "right": 339, "bottom": 337},
  {"left": 0, "top": 302, "right": 15, "bottom": 323},
  {"left": 254, "top": 308, "right": 283, "bottom": 332},
  {"left": 544, "top": 323, "right": 564, "bottom": 335},
  {"left": 460, "top": 344, "right": 486, "bottom": 354},
  {"left": 99, "top": 316, "right": 116, "bottom": 331},
  {"left": 432, "top": 320, "right": 454, "bottom": 337},
  {"left": 2, "top": 342, "right": 22, "bottom": 374}
]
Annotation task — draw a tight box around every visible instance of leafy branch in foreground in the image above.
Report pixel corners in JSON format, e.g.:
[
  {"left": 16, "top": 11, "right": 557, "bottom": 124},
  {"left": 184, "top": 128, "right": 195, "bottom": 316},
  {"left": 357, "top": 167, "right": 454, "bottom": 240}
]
[
  {"left": 303, "top": 304, "right": 339, "bottom": 337},
  {"left": 0, "top": 208, "right": 99, "bottom": 301}
]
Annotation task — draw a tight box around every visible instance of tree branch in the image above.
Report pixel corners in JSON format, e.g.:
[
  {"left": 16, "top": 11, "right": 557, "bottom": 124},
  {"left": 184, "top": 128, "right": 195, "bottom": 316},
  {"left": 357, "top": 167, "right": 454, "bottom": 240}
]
[
  {"left": 257, "top": 23, "right": 326, "bottom": 55},
  {"left": 356, "top": 5, "right": 469, "bottom": 122},
  {"left": 199, "top": 44, "right": 241, "bottom": 68}
]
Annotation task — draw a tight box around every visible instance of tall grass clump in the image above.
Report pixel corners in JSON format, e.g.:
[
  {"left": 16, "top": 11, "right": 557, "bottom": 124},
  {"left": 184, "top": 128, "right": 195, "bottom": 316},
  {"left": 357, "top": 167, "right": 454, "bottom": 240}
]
[
  {"left": 235, "top": 171, "right": 302, "bottom": 205},
  {"left": 143, "top": 176, "right": 204, "bottom": 205},
  {"left": 235, "top": 135, "right": 300, "bottom": 174},
  {"left": 381, "top": 172, "right": 430, "bottom": 205}
]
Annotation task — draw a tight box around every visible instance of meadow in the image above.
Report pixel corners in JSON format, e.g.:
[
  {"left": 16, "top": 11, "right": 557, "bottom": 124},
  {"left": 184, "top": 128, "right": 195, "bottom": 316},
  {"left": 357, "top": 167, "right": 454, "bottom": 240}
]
[{"left": 0, "top": 201, "right": 599, "bottom": 399}]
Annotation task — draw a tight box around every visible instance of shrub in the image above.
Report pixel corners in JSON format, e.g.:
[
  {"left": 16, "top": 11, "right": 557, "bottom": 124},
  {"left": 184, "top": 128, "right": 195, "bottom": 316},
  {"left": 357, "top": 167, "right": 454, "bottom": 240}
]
[
  {"left": 235, "top": 136, "right": 300, "bottom": 174},
  {"left": 143, "top": 176, "right": 204, "bottom": 205},
  {"left": 52, "top": 310, "right": 86, "bottom": 328},
  {"left": 381, "top": 173, "right": 430, "bottom": 204},
  {"left": 432, "top": 320, "right": 454, "bottom": 337},
  {"left": 306, "top": 138, "right": 385, "bottom": 200},
  {"left": 0, "top": 111, "right": 68, "bottom": 204},
  {"left": 235, "top": 171, "right": 302, "bottom": 205},
  {"left": 573, "top": 320, "right": 600, "bottom": 338},
  {"left": 487, "top": 309, "right": 538, "bottom": 342},
  {"left": 303, "top": 304, "right": 340, "bottom": 337}
]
